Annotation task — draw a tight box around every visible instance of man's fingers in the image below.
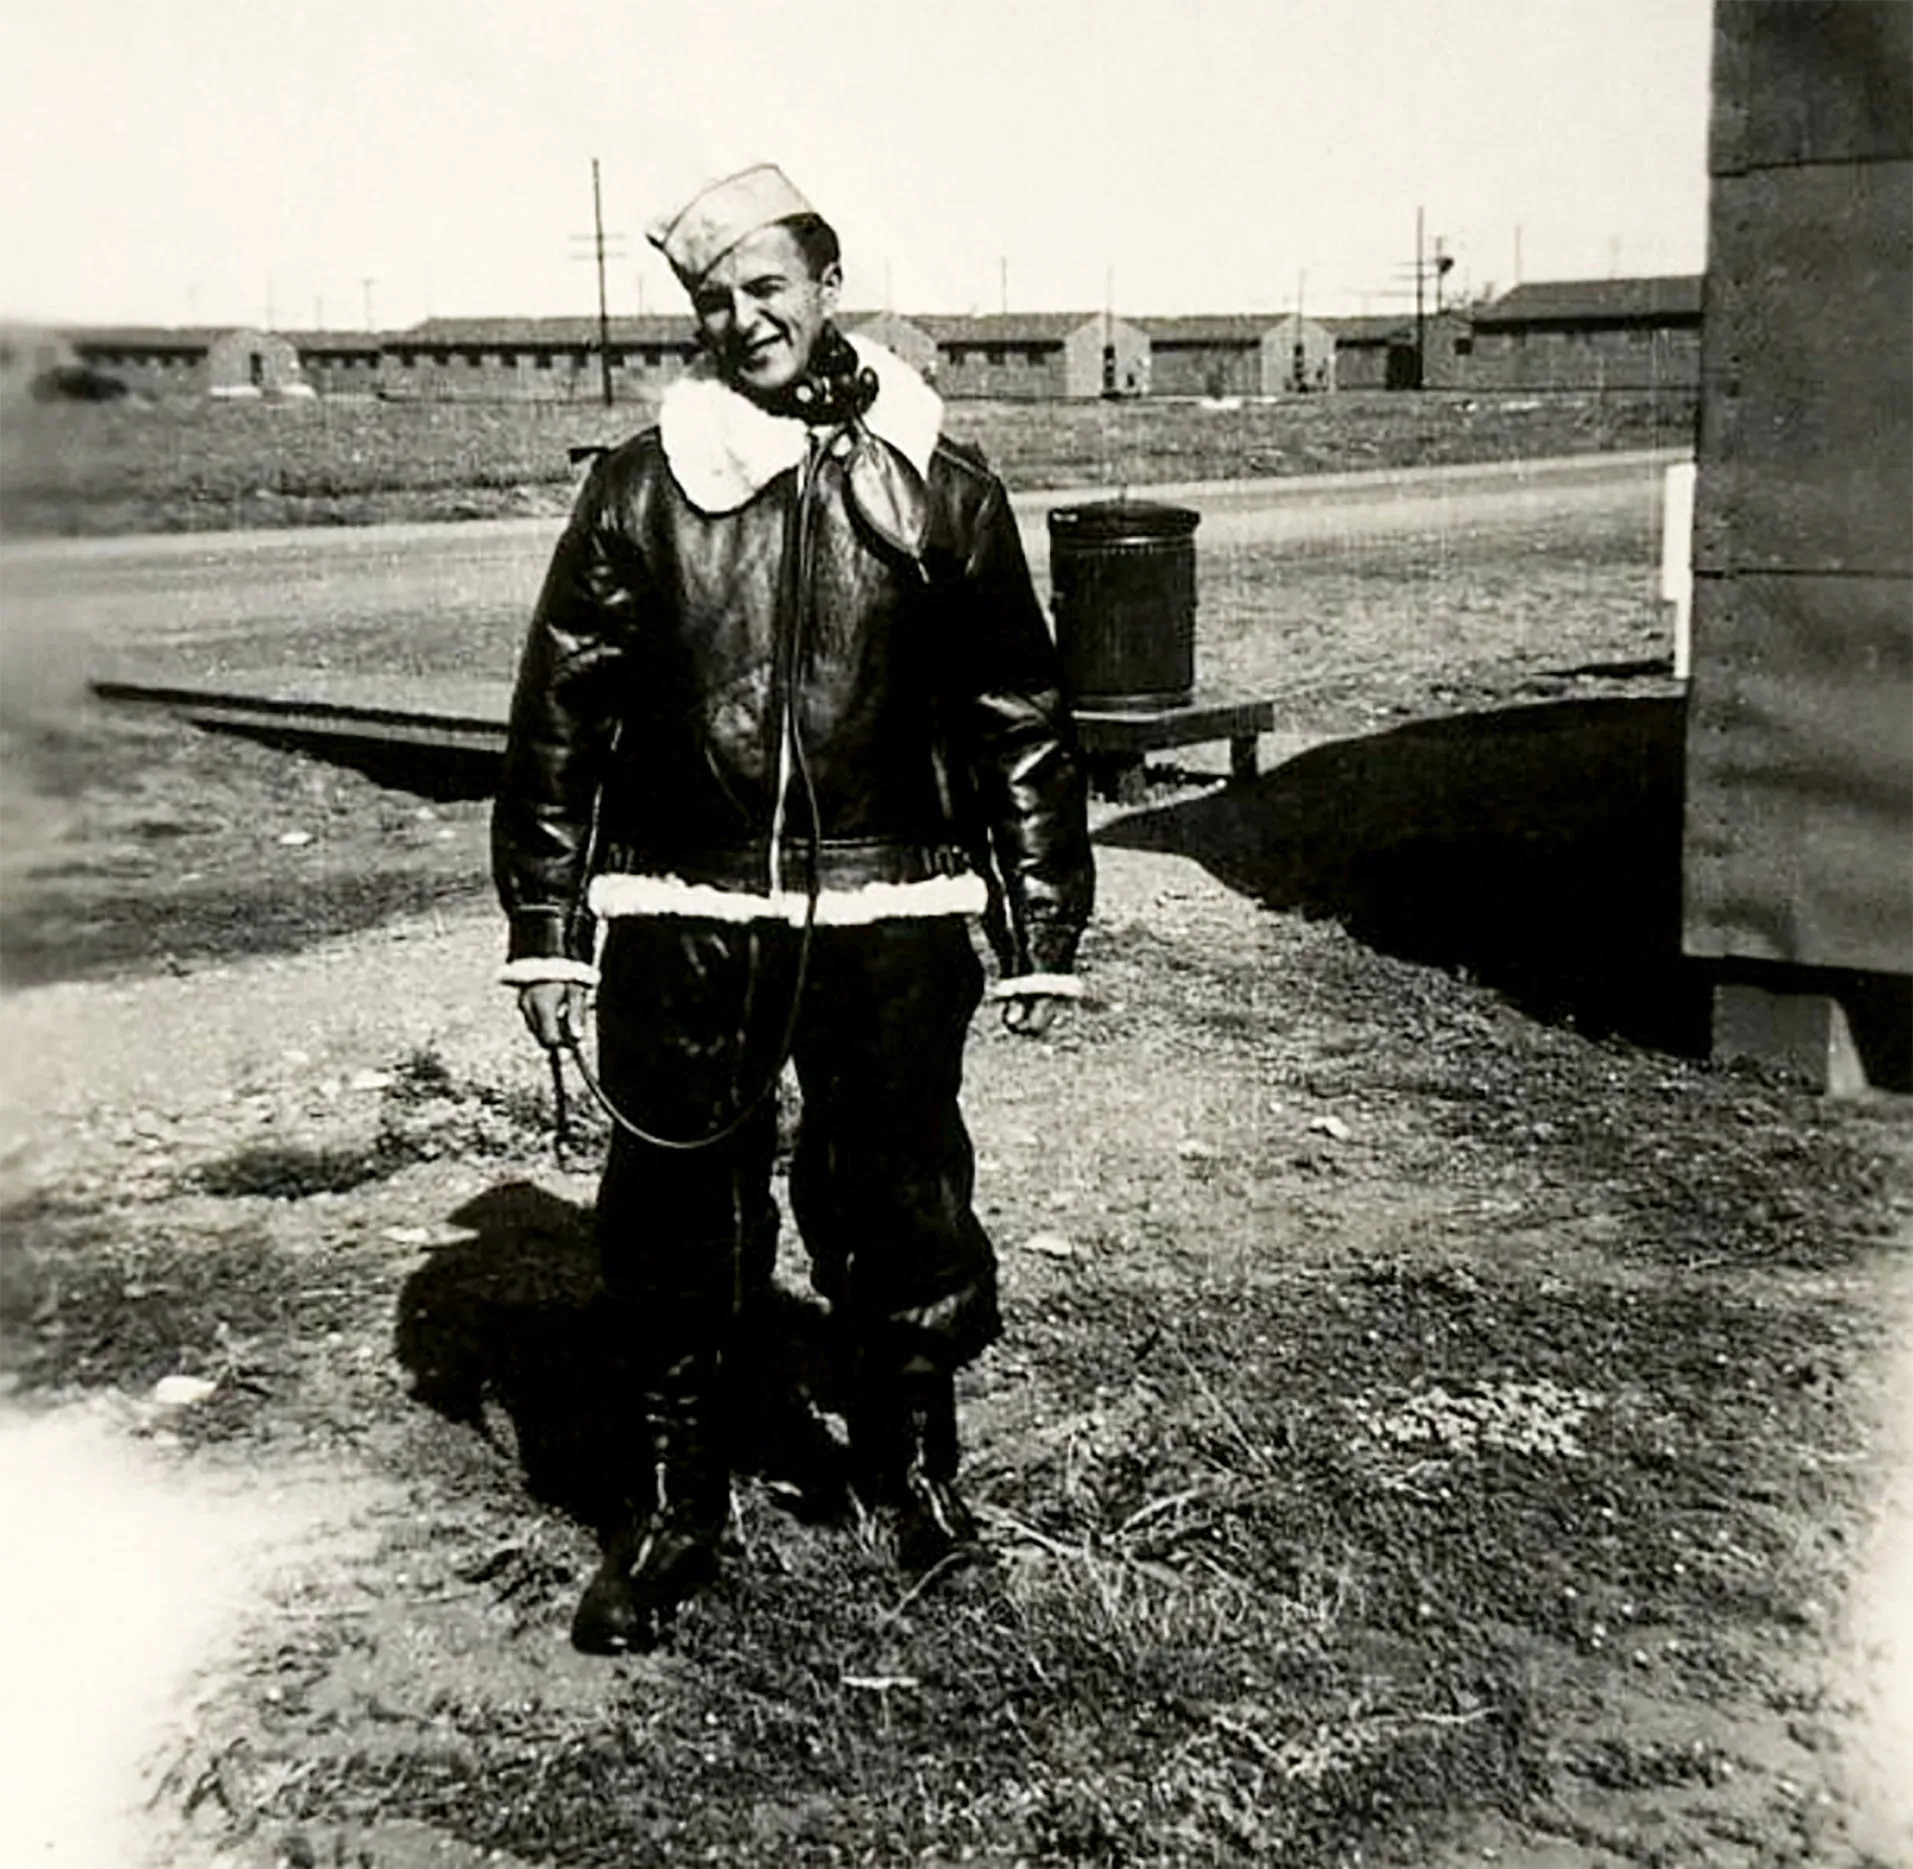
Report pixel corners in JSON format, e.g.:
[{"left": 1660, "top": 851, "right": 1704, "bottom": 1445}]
[
  {"left": 1001, "top": 995, "right": 1059, "bottom": 1037},
  {"left": 518, "top": 982, "right": 586, "bottom": 1050}
]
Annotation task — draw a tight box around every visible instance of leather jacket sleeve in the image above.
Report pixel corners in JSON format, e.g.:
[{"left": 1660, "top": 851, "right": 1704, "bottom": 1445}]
[
  {"left": 947, "top": 473, "right": 1095, "bottom": 977},
  {"left": 490, "top": 457, "right": 635, "bottom": 964}
]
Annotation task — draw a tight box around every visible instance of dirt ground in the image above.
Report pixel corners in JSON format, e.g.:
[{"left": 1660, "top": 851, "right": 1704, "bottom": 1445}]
[
  {"left": 2, "top": 784, "right": 1909, "bottom": 1867},
  {"left": 2, "top": 465, "right": 1910, "bottom": 1866}
]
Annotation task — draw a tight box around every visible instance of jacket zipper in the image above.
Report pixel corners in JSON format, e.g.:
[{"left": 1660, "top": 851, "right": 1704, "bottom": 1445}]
[{"left": 768, "top": 428, "right": 826, "bottom": 898}]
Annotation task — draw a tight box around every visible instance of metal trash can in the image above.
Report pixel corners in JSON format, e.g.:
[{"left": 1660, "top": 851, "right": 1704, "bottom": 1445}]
[{"left": 1047, "top": 500, "right": 1200, "bottom": 709}]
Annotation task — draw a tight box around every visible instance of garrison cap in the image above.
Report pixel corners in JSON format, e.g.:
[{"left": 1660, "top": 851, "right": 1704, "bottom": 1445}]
[{"left": 647, "top": 164, "right": 817, "bottom": 286}]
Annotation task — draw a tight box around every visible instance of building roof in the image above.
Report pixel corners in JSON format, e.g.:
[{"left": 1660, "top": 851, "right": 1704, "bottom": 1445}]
[
  {"left": 404, "top": 315, "right": 698, "bottom": 347},
  {"left": 1321, "top": 313, "right": 1415, "bottom": 344},
  {"left": 1138, "top": 314, "right": 1277, "bottom": 344},
  {"left": 913, "top": 312, "right": 1118, "bottom": 345},
  {"left": 1473, "top": 275, "right": 1703, "bottom": 326},
  {"left": 62, "top": 326, "right": 225, "bottom": 352},
  {"left": 281, "top": 330, "right": 390, "bottom": 353}
]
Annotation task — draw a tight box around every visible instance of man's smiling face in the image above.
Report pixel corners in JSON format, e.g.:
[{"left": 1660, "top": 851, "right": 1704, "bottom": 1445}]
[{"left": 690, "top": 222, "right": 841, "bottom": 400}]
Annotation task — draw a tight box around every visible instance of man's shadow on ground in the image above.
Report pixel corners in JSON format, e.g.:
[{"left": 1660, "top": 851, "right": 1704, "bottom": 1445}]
[
  {"left": 1104, "top": 695, "right": 1712, "bottom": 1060},
  {"left": 394, "top": 1180, "right": 850, "bottom": 1532}
]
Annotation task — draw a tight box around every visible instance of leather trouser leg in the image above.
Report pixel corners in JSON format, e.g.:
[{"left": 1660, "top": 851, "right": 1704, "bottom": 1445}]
[
  {"left": 573, "top": 919, "right": 787, "bottom": 1651},
  {"left": 786, "top": 919, "right": 997, "bottom": 1568}
]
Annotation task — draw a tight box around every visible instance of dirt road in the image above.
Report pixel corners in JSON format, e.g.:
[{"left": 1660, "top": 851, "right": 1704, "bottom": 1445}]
[{"left": 1, "top": 451, "right": 1677, "bottom": 698}]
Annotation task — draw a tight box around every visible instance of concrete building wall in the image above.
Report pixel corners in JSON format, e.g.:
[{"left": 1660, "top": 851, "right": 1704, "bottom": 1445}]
[
  {"left": 65, "top": 340, "right": 209, "bottom": 397},
  {"left": 1146, "top": 340, "right": 1261, "bottom": 398},
  {"left": 297, "top": 348, "right": 384, "bottom": 397},
  {"left": 376, "top": 341, "right": 691, "bottom": 402},
  {"left": 1465, "top": 323, "right": 1701, "bottom": 391},
  {"left": 935, "top": 340, "right": 1066, "bottom": 400},
  {"left": 1682, "top": 0, "right": 1912, "bottom": 985},
  {"left": 1339, "top": 336, "right": 1415, "bottom": 392}
]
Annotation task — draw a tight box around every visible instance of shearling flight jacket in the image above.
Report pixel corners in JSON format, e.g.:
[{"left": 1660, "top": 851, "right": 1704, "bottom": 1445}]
[{"left": 491, "top": 337, "right": 1093, "bottom": 987}]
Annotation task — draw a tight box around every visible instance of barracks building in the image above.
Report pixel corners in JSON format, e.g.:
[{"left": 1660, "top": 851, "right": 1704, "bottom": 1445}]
[{"left": 46, "top": 276, "right": 1702, "bottom": 406}]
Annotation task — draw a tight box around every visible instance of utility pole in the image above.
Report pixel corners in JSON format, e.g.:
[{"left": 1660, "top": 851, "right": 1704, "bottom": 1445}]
[
  {"left": 571, "top": 159, "right": 626, "bottom": 408},
  {"left": 1294, "top": 268, "right": 1307, "bottom": 390},
  {"left": 361, "top": 277, "right": 377, "bottom": 331},
  {"left": 1414, "top": 206, "right": 1425, "bottom": 390},
  {"left": 1000, "top": 256, "right": 1008, "bottom": 316},
  {"left": 592, "top": 159, "right": 613, "bottom": 407}
]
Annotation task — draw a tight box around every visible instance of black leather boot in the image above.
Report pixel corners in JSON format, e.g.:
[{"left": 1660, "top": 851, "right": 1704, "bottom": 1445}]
[
  {"left": 849, "top": 1360, "right": 979, "bottom": 1576},
  {"left": 571, "top": 1382, "right": 728, "bottom": 1656}
]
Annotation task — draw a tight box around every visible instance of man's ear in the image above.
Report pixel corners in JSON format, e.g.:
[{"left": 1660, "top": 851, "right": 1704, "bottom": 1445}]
[{"left": 819, "top": 261, "right": 843, "bottom": 311}]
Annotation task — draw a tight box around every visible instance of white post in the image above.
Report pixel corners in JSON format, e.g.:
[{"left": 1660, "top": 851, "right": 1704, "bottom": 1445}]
[{"left": 1662, "top": 460, "right": 1697, "bottom": 681}]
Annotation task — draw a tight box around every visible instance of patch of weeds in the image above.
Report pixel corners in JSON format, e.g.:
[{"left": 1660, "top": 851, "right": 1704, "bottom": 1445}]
[
  {"left": 4, "top": 1214, "right": 388, "bottom": 1419},
  {"left": 389, "top": 1046, "right": 457, "bottom": 1104},
  {"left": 187, "top": 1055, "right": 559, "bottom": 1202},
  {"left": 191, "top": 1142, "right": 410, "bottom": 1200},
  {"left": 1567, "top": 1733, "right": 1739, "bottom": 1791}
]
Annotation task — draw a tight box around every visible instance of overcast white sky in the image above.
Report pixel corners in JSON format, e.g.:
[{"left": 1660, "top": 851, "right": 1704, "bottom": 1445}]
[{"left": 0, "top": 0, "right": 1714, "bottom": 331}]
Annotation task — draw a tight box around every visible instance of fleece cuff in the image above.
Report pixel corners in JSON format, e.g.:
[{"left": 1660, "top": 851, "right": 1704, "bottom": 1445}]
[
  {"left": 988, "top": 973, "right": 1085, "bottom": 1000},
  {"left": 497, "top": 957, "right": 602, "bottom": 989}
]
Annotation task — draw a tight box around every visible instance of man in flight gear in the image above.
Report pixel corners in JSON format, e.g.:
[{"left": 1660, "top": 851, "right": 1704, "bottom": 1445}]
[{"left": 492, "top": 164, "right": 1094, "bottom": 1655}]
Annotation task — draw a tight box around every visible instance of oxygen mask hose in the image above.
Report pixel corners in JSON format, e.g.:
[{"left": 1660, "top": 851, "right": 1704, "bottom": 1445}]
[{"left": 549, "top": 464, "right": 825, "bottom": 1156}]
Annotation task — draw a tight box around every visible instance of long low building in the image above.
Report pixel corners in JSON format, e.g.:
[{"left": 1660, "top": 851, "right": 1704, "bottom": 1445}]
[
  {"left": 1467, "top": 276, "right": 1703, "bottom": 392},
  {"left": 50, "top": 276, "right": 1703, "bottom": 405}
]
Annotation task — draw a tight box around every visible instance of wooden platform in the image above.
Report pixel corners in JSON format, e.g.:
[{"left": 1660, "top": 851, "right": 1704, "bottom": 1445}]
[
  {"left": 90, "top": 672, "right": 514, "bottom": 756},
  {"left": 91, "top": 674, "right": 1278, "bottom": 804},
  {"left": 1073, "top": 695, "right": 1277, "bottom": 800}
]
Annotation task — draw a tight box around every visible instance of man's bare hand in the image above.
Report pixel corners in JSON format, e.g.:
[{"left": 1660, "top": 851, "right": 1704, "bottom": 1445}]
[
  {"left": 1000, "top": 994, "right": 1062, "bottom": 1038},
  {"left": 518, "top": 981, "right": 591, "bottom": 1051}
]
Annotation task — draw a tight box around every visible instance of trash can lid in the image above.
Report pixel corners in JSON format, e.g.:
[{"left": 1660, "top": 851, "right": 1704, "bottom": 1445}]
[{"left": 1047, "top": 498, "right": 1200, "bottom": 539}]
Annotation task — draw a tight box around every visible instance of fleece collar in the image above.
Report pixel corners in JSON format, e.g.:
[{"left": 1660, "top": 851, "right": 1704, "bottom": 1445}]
[{"left": 658, "top": 334, "right": 943, "bottom": 515}]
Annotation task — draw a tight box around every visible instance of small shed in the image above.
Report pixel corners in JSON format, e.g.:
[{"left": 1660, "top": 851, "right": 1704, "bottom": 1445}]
[
  {"left": 849, "top": 314, "right": 940, "bottom": 381},
  {"left": 1259, "top": 315, "right": 1336, "bottom": 393},
  {"left": 1062, "top": 314, "right": 1150, "bottom": 399},
  {"left": 208, "top": 329, "right": 309, "bottom": 398},
  {"left": 926, "top": 314, "right": 1150, "bottom": 400}
]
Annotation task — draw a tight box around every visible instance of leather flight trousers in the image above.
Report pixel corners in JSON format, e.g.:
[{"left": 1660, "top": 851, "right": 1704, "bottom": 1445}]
[{"left": 591, "top": 915, "right": 1002, "bottom": 1374}]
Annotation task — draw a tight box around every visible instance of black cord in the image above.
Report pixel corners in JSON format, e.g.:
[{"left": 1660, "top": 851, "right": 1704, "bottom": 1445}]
[{"left": 545, "top": 430, "right": 832, "bottom": 1157}]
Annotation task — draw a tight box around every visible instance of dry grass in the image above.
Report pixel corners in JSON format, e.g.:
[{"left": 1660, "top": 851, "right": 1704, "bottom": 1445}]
[{"left": 0, "top": 387, "right": 1693, "bottom": 536}]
